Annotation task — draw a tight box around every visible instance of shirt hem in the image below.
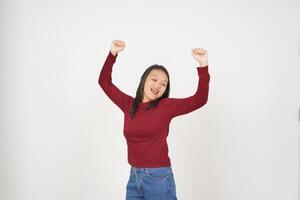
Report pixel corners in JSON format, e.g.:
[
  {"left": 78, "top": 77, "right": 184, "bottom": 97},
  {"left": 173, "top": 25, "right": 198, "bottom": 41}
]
[{"left": 128, "top": 161, "right": 171, "bottom": 168}]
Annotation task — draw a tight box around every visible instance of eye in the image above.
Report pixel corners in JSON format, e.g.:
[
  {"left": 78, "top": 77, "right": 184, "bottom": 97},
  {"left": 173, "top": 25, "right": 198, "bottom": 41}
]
[{"left": 152, "top": 78, "right": 157, "bottom": 81}]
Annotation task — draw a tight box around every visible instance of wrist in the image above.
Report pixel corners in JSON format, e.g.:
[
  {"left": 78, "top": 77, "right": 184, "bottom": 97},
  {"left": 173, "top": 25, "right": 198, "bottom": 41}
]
[
  {"left": 198, "top": 62, "right": 208, "bottom": 67},
  {"left": 110, "top": 50, "right": 117, "bottom": 56}
]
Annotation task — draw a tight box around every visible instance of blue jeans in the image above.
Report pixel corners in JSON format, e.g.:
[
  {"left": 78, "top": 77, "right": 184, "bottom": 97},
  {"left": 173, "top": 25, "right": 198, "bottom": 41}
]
[{"left": 126, "top": 166, "right": 177, "bottom": 200}]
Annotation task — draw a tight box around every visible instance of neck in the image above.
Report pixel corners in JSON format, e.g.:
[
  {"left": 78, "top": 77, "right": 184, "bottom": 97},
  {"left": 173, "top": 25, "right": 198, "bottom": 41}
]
[{"left": 142, "top": 97, "right": 151, "bottom": 103}]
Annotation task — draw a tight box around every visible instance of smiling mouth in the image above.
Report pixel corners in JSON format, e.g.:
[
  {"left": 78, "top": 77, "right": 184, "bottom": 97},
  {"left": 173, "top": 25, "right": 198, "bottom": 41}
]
[{"left": 151, "top": 88, "right": 159, "bottom": 95}]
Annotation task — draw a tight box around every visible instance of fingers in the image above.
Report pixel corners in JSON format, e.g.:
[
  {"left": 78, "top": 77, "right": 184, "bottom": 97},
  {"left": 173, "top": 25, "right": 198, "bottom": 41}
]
[
  {"left": 191, "top": 48, "right": 207, "bottom": 55},
  {"left": 113, "top": 39, "right": 125, "bottom": 47},
  {"left": 194, "top": 48, "right": 207, "bottom": 55}
]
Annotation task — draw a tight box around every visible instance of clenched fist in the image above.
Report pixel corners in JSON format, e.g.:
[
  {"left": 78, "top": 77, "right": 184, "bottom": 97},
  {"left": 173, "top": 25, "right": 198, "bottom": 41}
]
[
  {"left": 111, "top": 40, "right": 125, "bottom": 56},
  {"left": 191, "top": 48, "right": 208, "bottom": 67}
]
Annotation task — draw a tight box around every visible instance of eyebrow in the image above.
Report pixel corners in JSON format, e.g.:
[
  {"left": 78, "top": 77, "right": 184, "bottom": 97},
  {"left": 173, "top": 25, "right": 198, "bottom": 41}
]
[{"left": 150, "top": 75, "right": 168, "bottom": 83}]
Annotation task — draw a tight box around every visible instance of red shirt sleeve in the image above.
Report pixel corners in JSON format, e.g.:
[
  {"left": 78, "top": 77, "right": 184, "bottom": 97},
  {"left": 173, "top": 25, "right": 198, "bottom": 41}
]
[
  {"left": 98, "top": 51, "right": 133, "bottom": 113},
  {"left": 165, "top": 66, "right": 210, "bottom": 118}
]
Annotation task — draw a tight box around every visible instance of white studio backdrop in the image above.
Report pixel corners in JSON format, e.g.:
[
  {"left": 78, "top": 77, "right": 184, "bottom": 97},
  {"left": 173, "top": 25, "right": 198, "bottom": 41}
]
[{"left": 1, "top": 0, "right": 300, "bottom": 199}]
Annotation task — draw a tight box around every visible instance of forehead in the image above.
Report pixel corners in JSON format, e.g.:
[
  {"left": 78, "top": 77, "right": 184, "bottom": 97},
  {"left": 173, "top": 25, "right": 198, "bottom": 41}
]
[{"left": 148, "top": 69, "right": 168, "bottom": 81}]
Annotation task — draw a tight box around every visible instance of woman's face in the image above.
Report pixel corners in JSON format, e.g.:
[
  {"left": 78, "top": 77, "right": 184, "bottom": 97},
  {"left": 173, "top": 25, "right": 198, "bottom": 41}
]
[{"left": 143, "top": 69, "right": 168, "bottom": 103}]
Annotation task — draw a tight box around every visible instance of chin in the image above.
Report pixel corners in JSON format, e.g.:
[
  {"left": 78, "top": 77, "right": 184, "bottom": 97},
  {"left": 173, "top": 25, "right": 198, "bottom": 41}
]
[
  {"left": 146, "top": 93, "right": 162, "bottom": 101},
  {"left": 152, "top": 96, "right": 162, "bottom": 101}
]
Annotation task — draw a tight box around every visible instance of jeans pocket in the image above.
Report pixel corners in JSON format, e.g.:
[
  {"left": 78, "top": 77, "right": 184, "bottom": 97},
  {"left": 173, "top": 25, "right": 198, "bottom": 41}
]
[{"left": 147, "top": 167, "right": 172, "bottom": 179}]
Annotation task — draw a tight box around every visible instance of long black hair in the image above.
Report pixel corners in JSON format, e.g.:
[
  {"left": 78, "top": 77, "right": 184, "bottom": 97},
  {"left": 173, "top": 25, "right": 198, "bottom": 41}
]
[{"left": 129, "top": 64, "right": 170, "bottom": 118}]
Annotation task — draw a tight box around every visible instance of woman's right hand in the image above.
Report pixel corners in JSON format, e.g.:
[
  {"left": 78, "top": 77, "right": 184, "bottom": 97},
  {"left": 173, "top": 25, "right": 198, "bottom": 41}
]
[{"left": 110, "top": 39, "right": 125, "bottom": 56}]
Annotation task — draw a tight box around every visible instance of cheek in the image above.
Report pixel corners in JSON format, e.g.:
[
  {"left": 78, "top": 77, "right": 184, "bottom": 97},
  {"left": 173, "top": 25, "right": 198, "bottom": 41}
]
[
  {"left": 144, "top": 83, "right": 151, "bottom": 93},
  {"left": 145, "top": 81, "right": 153, "bottom": 89},
  {"left": 147, "top": 80, "right": 154, "bottom": 86},
  {"left": 145, "top": 83, "right": 150, "bottom": 90}
]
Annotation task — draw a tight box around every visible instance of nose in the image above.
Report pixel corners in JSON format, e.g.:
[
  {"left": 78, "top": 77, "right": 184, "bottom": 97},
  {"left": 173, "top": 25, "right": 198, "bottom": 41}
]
[{"left": 155, "top": 84, "right": 162, "bottom": 90}]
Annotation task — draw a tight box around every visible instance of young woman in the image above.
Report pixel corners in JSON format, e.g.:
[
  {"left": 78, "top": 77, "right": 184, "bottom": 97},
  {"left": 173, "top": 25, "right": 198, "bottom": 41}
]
[{"left": 98, "top": 39, "right": 210, "bottom": 200}]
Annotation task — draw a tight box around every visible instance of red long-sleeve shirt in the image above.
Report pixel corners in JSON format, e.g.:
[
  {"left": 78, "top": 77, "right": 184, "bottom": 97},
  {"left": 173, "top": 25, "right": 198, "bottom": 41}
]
[{"left": 98, "top": 51, "right": 210, "bottom": 168}]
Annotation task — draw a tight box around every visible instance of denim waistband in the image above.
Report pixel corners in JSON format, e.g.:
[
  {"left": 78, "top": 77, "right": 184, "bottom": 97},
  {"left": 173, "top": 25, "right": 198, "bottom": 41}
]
[
  {"left": 131, "top": 166, "right": 172, "bottom": 169},
  {"left": 130, "top": 166, "right": 173, "bottom": 175}
]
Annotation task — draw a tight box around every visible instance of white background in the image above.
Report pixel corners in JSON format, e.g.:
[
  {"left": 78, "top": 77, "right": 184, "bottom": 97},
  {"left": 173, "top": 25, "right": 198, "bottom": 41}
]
[{"left": 1, "top": 0, "right": 300, "bottom": 199}]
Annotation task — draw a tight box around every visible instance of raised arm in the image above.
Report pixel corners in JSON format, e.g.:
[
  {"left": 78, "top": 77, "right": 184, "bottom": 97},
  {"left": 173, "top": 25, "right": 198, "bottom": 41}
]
[
  {"left": 166, "top": 48, "right": 210, "bottom": 118},
  {"left": 98, "top": 40, "right": 132, "bottom": 113}
]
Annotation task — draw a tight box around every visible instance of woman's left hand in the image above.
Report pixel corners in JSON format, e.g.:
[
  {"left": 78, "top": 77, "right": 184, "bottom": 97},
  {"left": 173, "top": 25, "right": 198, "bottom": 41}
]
[{"left": 191, "top": 48, "right": 208, "bottom": 67}]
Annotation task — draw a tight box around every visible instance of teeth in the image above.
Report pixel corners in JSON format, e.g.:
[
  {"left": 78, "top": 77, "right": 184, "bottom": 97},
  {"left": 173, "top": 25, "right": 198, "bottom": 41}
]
[{"left": 151, "top": 88, "right": 158, "bottom": 94}]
